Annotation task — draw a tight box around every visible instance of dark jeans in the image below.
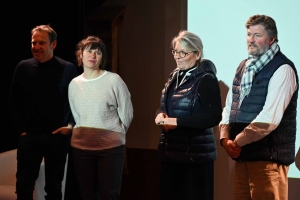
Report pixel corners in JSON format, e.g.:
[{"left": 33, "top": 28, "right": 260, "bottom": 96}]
[
  {"left": 72, "top": 145, "right": 125, "bottom": 200},
  {"left": 160, "top": 161, "right": 214, "bottom": 200},
  {"left": 16, "top": 132, "right": 69, "bottom": 200}
]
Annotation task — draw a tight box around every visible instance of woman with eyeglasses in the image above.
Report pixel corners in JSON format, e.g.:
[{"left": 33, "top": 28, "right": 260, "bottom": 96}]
[{"left": 154, "top": 30, "right": 222, "bottom": 200}]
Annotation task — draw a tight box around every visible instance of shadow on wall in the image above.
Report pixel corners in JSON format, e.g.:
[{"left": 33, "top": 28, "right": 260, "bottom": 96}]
[
  {"left": 295, "top": 147, "right": 300, "bottom": 171},
  {"left": 213, "top": 80, "right": 235, "bottom": 200}
]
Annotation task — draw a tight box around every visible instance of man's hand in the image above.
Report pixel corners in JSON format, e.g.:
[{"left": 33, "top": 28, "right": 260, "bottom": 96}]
[
  {"left": 52, "top": 126, "right": 72, "bottom": 135},
  {"left": 221, "top": 138, "right": 241, "bottom": 158}
]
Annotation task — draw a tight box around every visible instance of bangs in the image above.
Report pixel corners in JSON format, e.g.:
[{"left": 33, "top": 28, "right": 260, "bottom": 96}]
[{"left": 85, "top": 42, "right": 102, "bottom": 50}]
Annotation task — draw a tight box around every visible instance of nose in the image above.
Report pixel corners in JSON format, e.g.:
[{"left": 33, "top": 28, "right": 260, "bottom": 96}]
[
  {"left": 248, "top": 35, "right": 255, "bottom": 43},
  {"left": 90, "top": 52, "right": 96, "bottom": 58}
]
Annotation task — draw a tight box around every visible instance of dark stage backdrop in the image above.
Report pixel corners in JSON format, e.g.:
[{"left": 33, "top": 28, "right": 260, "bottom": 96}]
[{"left": 2, "top": 0, "right": 105, "bottom": 153}]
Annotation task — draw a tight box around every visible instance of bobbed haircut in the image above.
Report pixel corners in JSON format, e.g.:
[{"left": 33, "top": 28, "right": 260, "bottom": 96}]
[
  {"left": 245, "top": 14, "right": 278, "bottom": 42},
  {"left": 75, "top": 35, "right": 107, "bottom": 69}
]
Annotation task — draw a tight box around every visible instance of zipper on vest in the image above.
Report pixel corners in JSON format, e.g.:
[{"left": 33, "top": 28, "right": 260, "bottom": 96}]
[{"left": 188, "top": 134, "right": 191, "bottom": 152}]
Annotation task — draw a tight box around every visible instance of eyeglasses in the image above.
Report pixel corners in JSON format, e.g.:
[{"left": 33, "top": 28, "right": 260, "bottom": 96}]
[{"left": 171, "top": 50, "right": 195, "bottom": 58}]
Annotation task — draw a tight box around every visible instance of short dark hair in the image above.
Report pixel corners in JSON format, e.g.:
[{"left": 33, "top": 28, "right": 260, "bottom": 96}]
[
  {"left": 75, "top": 35, "right": 107, "bottom": 69},
  {"left": 31, "top": 24, "right": 57, "bottom": 43},
  {"left": 245, "top": 14, "right": 278, "bottom": 42}
]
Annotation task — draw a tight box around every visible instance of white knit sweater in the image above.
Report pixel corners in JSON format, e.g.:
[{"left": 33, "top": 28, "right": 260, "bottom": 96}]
[{"left": 68, "top": 71, "right": 133, "bottom": 150}]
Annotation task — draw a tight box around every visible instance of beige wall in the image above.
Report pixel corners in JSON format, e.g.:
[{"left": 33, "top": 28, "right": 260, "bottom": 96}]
[{"left": 103, "top": 0, "right": 187, "bottom": 149}]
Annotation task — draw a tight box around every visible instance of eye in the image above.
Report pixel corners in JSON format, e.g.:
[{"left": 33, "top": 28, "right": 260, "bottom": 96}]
[
  {"left": 179, "top": 51, "right": 187, "bottom": 56},
  {"left": 254, "top": 34, "right": 261, "bottom": 38}
]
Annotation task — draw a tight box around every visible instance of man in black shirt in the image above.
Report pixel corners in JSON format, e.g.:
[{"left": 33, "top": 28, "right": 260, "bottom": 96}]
[{"left": 9, "top": 24, "right": 78, "bottom": 200}]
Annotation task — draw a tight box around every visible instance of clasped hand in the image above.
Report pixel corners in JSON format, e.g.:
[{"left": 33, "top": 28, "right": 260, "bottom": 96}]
[
  {"left": 155, "top": 113, "right": 177, "bottom": 132},
  {"left": 221, "top": 138, "right": 241, "bottom": 159}
]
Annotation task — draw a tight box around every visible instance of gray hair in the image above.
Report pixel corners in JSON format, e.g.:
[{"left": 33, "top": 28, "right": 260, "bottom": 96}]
[{"left": 171, "top": 30, "right": 204, "bottom": 58}]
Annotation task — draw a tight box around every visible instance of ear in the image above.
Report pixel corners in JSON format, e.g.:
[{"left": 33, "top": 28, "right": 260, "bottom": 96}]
[
  {"left": 196, "top": 51, "right": 202, "bottom": 60},
  {"left": 51, "top": 40, "right": 57, "bottom": 50},
  {"left": 269, "top": 37, "right": 276, "bottom": 45}
]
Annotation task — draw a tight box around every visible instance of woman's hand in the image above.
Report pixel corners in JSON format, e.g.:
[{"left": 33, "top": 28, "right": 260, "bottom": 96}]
[
  {"left": 155, "top": 113, "right": 168, "bottom": 125},
  {"left": 155, "top": 114, "right": 177, "bottom": 132},
  {"left": 161, "top": 118, "right": 177, "bottom": 132}
]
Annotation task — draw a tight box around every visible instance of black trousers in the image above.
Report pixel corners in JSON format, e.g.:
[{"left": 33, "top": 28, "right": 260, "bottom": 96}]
[
  {"left": 16, "top": 132, "right": 69, "bottom": 200},
  {"left": 160, "top": 161, "right": 214, "bottom": 200},
  {"left": 72, "top": 145, "right": 125, "bottom": 200}
]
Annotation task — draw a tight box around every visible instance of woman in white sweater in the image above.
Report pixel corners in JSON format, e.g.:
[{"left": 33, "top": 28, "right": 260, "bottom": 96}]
[{"left": 68, "top": 35, "right": 133, "bottom": 200}]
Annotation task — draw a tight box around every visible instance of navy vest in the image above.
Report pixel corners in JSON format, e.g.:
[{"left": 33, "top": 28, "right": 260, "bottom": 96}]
[
  {"left": 157, "top": 59, "right": 218, "bottom": 164},
  {"left": 229, "top": 51, "right": 298, "bottom": 165}
]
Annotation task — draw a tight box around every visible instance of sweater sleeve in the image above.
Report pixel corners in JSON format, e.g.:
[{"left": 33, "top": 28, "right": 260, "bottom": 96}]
[
  {"left": 177, "top": 74, "right": 222, "bottom": 129},
  {"left": 114, "top": 75, "right": 134, "bottom": 132}
]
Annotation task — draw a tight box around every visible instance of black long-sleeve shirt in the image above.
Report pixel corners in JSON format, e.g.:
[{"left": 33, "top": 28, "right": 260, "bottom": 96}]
[{"left": 9, "top": 56, "right": 78, "bottom": 134}]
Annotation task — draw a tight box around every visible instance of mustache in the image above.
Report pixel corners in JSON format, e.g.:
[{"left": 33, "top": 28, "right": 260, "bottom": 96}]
[{"left": 249, "top": 43, "right": 257, "bottom": 47}]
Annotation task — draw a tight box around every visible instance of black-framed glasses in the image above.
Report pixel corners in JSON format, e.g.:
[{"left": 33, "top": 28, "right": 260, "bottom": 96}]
[{"left": 171, "top": 50, "right": 195, "bottom": 58}]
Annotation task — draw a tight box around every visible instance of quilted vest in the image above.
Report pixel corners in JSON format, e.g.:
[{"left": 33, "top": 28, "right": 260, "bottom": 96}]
[
  {"left": 157, "top": 59, "right": 218, "bottom": 164},
  {"left": 229, "top": 51, "right": 298, "bottom": 165}
]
